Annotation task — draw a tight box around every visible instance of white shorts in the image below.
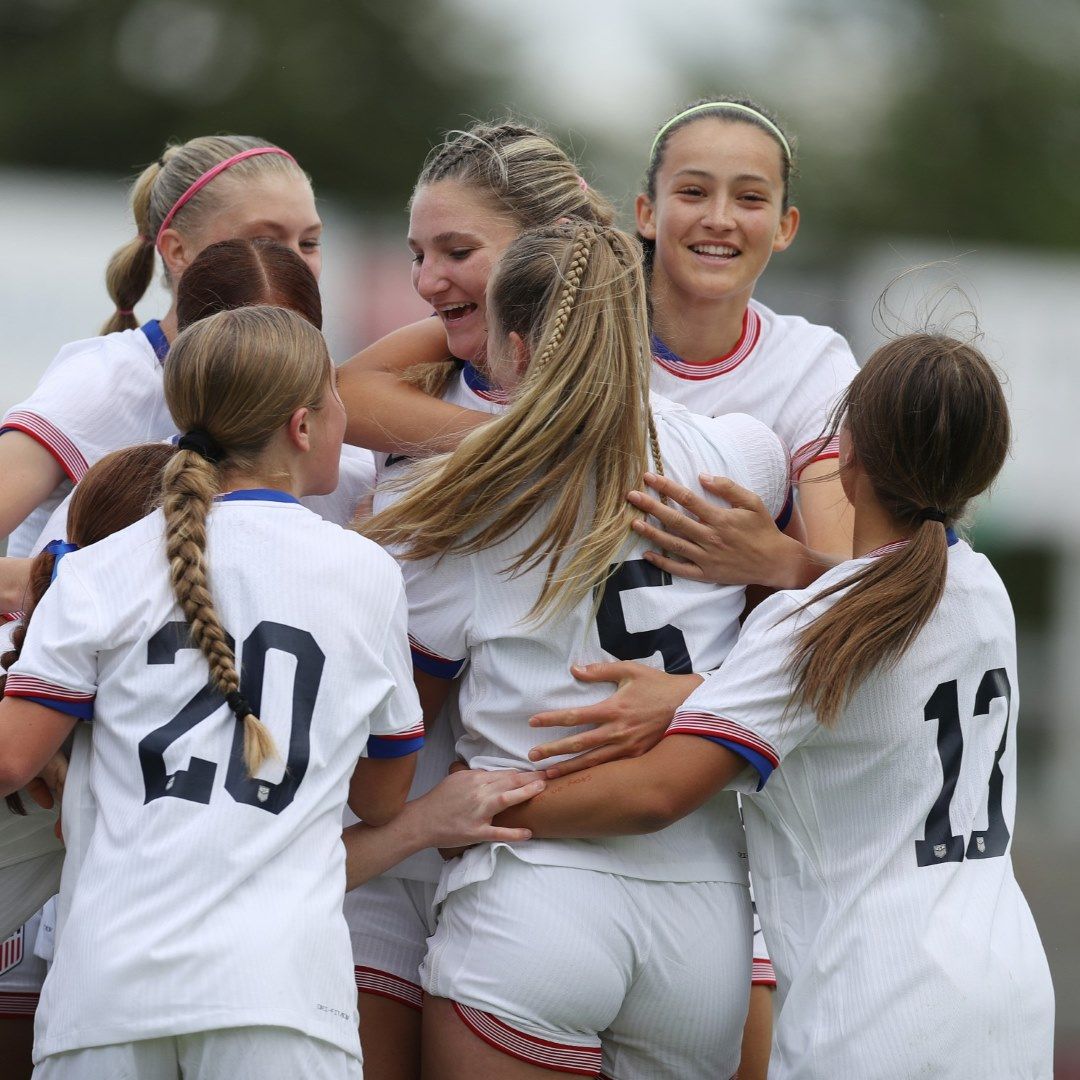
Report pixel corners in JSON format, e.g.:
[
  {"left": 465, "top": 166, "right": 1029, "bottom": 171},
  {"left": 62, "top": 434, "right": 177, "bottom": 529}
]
[
  {"left": 421, "top": 851, "right": 751, "bottom": 1079},
  {"left": 344, "top": 875, "right": 436, "bottom": 1012},
  {"left": 32, "top": 1026, "right": 361, "bottom": 1080}
]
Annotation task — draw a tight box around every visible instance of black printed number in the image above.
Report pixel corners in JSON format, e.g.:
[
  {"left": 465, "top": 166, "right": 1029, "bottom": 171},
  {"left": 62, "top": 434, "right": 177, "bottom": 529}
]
[
  {"left": 915, "top": 669, "right": 1012, "bottom": 867},
  {"left": 595, "top": 560, "right": 691, "bottom": 674},
  {"left": 139, "top": 620, "right": 324, "bottom": 814}
]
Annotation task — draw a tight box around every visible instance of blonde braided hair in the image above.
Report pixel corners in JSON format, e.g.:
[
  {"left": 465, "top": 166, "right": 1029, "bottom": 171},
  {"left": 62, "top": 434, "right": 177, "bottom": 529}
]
[
  {"left": 162, "top": 305, "right": 330, "bottom": 775},
  {"left": 364, "top": 221, "right": 655, "bottom": 622}
]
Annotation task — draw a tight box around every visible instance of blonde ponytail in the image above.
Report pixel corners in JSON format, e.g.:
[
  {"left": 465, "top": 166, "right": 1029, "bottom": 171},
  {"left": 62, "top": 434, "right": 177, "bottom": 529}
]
[{"left": 364, "top": 222, "right": 654, "bottom": 622}]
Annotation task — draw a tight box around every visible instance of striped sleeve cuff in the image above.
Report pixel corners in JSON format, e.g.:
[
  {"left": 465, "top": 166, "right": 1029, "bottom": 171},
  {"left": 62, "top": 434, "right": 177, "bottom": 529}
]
[
  {"left": 791, "top": 434, "right": 840, "bottom": 483},
  {"left": 367, "top": 722, "right": 425, "bottom": 759},
  {"left": 666, "top": 711, "right": 780, "bottom": 790},
  {"left": 752, "top": 957, "right": 777, "bottom": 987},
  {"left": 409, "top": 635, "right": 466, "bottom": 680},
  {"left": 1, "top": 411, "right": 89, "bottom": 483},
  {"left": 4, "top": 674, "right": 94, "bottom": 720}
]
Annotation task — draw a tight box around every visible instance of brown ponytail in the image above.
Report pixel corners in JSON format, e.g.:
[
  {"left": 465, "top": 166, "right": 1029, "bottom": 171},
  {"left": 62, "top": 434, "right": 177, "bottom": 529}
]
[{"left": 791, "top": 333, "right": 1011, "bottom": 726}]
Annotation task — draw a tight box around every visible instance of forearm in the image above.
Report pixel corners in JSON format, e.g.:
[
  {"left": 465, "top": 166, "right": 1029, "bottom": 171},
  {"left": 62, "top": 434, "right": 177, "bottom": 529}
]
[
  {"left": 0, "top": 558, "right": 32, "bottom": 611},
  {"left": 339, "top": 370, "right": 490, "bottom": 454},
  {"left": 342, "top": 805, "right": 430, "bottom": 890},
  {"left": 770, "top": 533, "right": 842, "bottom": 590}
]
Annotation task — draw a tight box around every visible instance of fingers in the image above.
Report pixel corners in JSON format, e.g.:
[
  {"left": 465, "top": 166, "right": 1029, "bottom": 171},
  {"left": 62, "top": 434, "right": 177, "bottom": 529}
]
[
  {"left": 641, "top": 471, "right": 717, "bottom": 519},
  {"left": 481, "top": 826, "right": 532, "bottom": 843},
  {"left": 641, "top": 549, "right": 707, "bottom": 581},
  {"left": 570, "top": 660, "right": 639, "bottom": 684},
  {"left": 698, "top": 474, "right": 765, "bottom": 513},
  {"left": 542, "top": 745, "right": 625, "bottom": 779},
  {"left": 528, "top": 725, "right": 615, "bottom": 762},
  {"left": 630, "top": 517, "right": 703, "bottom": 561},
  {"left": 490, "top": 777, "right": 546, "bottom": 807},
  {"left": 627, "top": 488, "right": 712, "bottom": 541}
]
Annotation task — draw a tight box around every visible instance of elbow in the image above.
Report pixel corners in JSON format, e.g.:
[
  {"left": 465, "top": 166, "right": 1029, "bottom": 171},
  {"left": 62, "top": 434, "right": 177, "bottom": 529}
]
[
  {"left": 632, "top": 782, "right": 689, "bottom": 834},
  {"left": 0, "top": 753, "right": 37, "bottom": 800},
  {"left": 349, "top": 790, "right": 408, "bottom": 828}
]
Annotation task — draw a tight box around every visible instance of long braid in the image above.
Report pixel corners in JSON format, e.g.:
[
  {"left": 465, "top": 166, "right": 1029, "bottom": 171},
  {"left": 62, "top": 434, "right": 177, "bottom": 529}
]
[
  {"left": 162, "top": 450, "right": 279, "bottom": 773},
  {"left": 533, "top": 232, "right": 593, "bottom": 372}
]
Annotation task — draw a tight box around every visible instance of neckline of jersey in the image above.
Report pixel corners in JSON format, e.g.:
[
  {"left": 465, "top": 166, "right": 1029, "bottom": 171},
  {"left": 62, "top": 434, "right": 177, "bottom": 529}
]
[
  {"left": 215, "top": 488, "right": 300, "bottom": 505},
  {"left": 461, "top": 360, "right": 511, "bottom": 404},
  {"left": 864, "top": 527, "right": 959, "bottom": 558},
  {"left": 651, "top": 305, "right": 761, "bottom": 381},
  {"left": 139, "top": 319, "right": 169, "bottom": 362}
]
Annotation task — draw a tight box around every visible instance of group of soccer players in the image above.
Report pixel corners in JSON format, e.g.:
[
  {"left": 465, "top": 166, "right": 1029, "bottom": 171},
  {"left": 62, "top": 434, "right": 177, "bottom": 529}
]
[{"left": 0, "top": 101, "right": 1056, "bottom": 1079}]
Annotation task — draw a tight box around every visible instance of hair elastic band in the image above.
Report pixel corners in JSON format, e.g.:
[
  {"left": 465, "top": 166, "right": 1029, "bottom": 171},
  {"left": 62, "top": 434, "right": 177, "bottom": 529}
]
[
  {"left": 917, "top": 508, "right": 947, "bottom": 523},
  {"left": 226, "top": 689, "right": 252, "bottom": 721},
  {"left": 178, "top": 428, "right": 224, "bottom": 464},
  {"left": 44, "top": 539, "right": 79, "bottom": 583},
  {"left": 650, "top": 102, "right": 792, "bottom": 163},
  {"left": 578, "top": 176, "right": 589, "bottom": 192},
  {"left": 155, "top": 146, "right": 297, "bottom": 249},
  {"left": 117, "top": 308, "right": 134, "bottom": 316}
]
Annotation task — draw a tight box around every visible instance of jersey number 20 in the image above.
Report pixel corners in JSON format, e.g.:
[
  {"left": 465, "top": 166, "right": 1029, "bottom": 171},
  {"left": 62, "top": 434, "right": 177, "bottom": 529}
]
[
  {"left": 139, "top": 620, "right": 324, "bottom": 815},
  {"left": 916, "top": 669, "right": 1011, "bottom": 867}
]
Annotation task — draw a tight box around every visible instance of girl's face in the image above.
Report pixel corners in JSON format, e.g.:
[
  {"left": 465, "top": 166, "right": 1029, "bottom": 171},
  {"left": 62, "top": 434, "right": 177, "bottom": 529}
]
[
  {"left": 637, "top": 119, "right": 798, "bottom": 311},
  {"left": 408, "top": 181, "right": 521, "bottom": 364},
  {"left": 301, "top": 367, "right": 348, "bottom": 497},
  {"left": 195, "top": 174, "right": 324, "bottom": 280}
]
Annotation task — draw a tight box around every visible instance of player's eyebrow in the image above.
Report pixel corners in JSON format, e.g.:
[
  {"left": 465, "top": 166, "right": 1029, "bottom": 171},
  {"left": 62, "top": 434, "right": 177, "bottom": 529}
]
[{"left": 672, "top": 168, "right": 771, "bottom": 186}]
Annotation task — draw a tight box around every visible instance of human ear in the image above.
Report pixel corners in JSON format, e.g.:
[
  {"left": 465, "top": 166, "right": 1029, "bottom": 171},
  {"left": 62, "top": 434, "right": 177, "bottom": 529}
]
[
  {"left": 509, "top": 331, "right": 531, "bottom": 376},
  {"left": 158, "top": 228, "right": 196, "bottom": 281},
  {"left": 287, "top": 406, "right": 312, "bottom": 452},
  {"left": 772, "top": 205, "right": 800, "bottom": 253},
  {"left": 635, "top": 194, "right": 657, "bottom": 241}
]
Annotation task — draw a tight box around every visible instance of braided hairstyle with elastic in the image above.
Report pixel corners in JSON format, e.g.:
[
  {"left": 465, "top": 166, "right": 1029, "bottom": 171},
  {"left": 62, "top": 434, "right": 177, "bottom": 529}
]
[
  {"left": 162, "top": 306, "right": 330, "bottom": 774},
  {"left": 365, "top": 221, "right": 657, "bottom": 622}
]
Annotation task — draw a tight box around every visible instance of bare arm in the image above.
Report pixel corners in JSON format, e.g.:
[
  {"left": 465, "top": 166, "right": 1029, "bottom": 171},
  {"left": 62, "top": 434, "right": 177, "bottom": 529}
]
[
  {"left": 496, "top": 734, "right": 746, "bottom": 839},
  {"left": 0, "top": 698, "right": 77, "bottom": 798},
  {"left": 0, "top": 433, "right": 65, "bottom": 543},
  {"left": 0, "top": 558, "right": 33, "bottom": 612},
  {"left": 738, "top": 984, "right": 775, "bottom": 1080},
  {"left": 341, "top": 769, "right": 544, "bottom": 890},
  {"left": 795, "top": 459, "right": 853, "bottom": 559},
  {"left": 348, "top": 755, "right": 417, "bottom": 826},
  {"left": 337, "top": 319, "right": 492, "bottom": 454}
]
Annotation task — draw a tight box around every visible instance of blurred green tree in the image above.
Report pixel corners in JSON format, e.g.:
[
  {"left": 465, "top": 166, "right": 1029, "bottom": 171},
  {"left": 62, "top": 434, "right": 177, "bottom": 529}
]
[{"left": 0, "top": 0, "right": 506, "bottom": 209}]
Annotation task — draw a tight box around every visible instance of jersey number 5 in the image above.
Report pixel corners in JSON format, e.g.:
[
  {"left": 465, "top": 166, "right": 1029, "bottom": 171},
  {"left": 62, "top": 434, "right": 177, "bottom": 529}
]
[
  {"left": 139, "top": 620, "right": 324, "bottom": 815},
  {"left": 596, "top": 560, "right": 692, "bottom": 674},
  {"left": 916, "top": 669, "right": 1011, "bottom": 867}
]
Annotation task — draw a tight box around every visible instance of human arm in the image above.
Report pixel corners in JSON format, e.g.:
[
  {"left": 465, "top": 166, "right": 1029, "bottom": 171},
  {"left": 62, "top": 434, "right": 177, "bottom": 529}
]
[
  {"left": 738, "top": 985, "right": 774, "bottom": 1080},
  {"left": 341, "top": 768, "right": 545, "bottom": 890},
  {"left": 0, "top": 698, "right": 77, "bottom": 798},
  {"left": 0, "top": 559, "right": 33, "bottom": 613},
  {"left": 337, "top": 318, "right": 492, "bottom": 454},
  {"left": 796, "top": 458, "right": 853, "bottom": 558},
  {"left": 527, "top": 661, "right": 704, "bottom": 778},
  {"left": 628, "top": 472, "right": 842, "bottom": 590},
  {"left": 0, "top": 434, "right": 65, "bottom": 544},
  {"left": 347, "top": 755, "right": 417, "bottom": 826},
  {"left": 496, "top": 734, "right": 746, "bottom": 838}
]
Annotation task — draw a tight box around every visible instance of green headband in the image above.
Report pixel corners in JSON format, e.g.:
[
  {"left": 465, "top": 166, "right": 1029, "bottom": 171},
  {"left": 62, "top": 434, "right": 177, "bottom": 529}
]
[{"left": 649, "top": 102, "right": 792, "bottom": 164}]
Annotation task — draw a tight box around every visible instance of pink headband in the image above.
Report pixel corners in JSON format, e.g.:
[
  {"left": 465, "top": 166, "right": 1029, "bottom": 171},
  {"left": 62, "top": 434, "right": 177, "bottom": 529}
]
[{"left": 155, "top": 147, "right": 297, "bottom": 250}]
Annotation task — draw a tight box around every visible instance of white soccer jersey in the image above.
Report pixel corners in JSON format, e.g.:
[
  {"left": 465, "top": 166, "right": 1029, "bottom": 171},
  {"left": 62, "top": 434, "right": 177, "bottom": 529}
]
[
  {"left": 367, "top": 363, "right": 505, "bottom": 884},
  {"left": 1, "top": 322, "right": 173, "bottom": 558},
  {"left": 4, "top": 491, "right": 423, "bottom": 1062},
  {"left": 406, "top": 395, "right": 790, "bottom": 890},
  {"left": 0, "top": 908, "right": 47, "bottom": 1017},
  {"left": 669, "top": 537, "right": 1054, "bottom": 1079},
  {"left": 649, "top": 299, "right": 858, "bottom": 479}
]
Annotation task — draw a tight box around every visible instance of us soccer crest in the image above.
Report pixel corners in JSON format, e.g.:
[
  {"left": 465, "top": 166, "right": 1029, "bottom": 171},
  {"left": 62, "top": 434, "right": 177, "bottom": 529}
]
[{"left": 0, "top": 926, "right": 24, "bottom": 977}]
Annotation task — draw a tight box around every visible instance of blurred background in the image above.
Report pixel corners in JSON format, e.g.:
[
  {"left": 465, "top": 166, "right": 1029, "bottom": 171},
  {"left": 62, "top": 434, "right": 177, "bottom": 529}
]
[{"left": 1, "top": 0, "right": 1077, "bottom": 1068}]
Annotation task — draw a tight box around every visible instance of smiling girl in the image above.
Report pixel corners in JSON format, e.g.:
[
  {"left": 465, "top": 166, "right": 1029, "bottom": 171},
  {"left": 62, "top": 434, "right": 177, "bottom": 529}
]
[{"left": 0, "top": 135, "right": 323, "bottom": 572}]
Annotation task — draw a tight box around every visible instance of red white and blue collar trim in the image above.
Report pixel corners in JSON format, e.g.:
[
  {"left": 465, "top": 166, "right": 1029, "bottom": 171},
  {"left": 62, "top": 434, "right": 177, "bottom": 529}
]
[
  {"left": 651, "top": 306, "right": 761, "bottom": 381},
  {"left": 865, "top": 527, "right": 958, "bottom": 558},
  {"left": 140, "top": 319, "right": 169, "bottom": 362},
  {"left": 462, "top": 362, "right": 510, "bottom": 404}
]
